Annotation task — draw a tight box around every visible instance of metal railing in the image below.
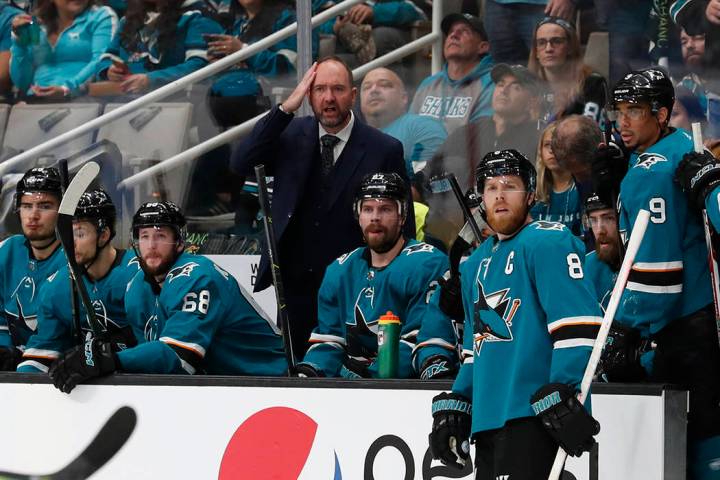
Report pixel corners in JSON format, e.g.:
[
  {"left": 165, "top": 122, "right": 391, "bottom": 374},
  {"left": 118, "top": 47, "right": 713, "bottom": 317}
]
[
  {"left": 2, "top": 0, "right": 445, "bottom": 191},
  {"left": 0, "top": 0, "right": 367, "bottom": 176},
  {"left": 118, "top": 0, "right": 444, "bottom": 190}
]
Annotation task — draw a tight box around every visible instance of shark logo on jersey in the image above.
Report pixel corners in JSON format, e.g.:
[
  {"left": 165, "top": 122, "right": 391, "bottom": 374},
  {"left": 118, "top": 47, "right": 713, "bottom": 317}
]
[
  {"left": 213, "top": 264, "right": 230, "bottom": 280},
  {"left": 337, "top": 248, "right": 362, "bottom": 265},
  {"left": 533, "top": 221, "right": 565, "bottom": 232},
  {"left": 144, "top": 314, "right": 159, "bottom": 341},
  {"left": 167, "top": 262, "right": 200, "bottom": 283},
  {"left": 87, "top": 300, "right": 120, "bottom": 330},
  {"left": 473, "top": 278, "right": 521, "bottom": 354},
  {"left": 346, "top": 286, "right": 378, "bottom": 358},
  {"left": 6, "top": 276, "right": 38, "bottom": 336},
  {"left": 127, "top": 256, "right": 140, "bottom": 269},
  {"left": 404, "top": 243, "right": 434, "bottom": 255},
  {"left": 635, "top": 153, "right": 667, "bottom": 170}
]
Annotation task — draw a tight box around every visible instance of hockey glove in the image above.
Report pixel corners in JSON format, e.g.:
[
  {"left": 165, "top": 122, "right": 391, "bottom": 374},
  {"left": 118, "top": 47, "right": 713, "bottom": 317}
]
[
  {"left": 429, "top": 392, "right": 472, "bottom": 469},
  {"left": 598, "top": 322, "right": 647, "bottom": 382},
  {"left": 438, "top": 274, "right": 464, "bottom": 320},
  {"left": 420, "top": 354, "right": 458, "bottom": 380},
  {"left": 0, "top": 346, "right": 23, "bottom": 371},
  {"left": 675, "top": 151, "right": 720, "bottom": 210},
  {"left": 530, "top": 383, "right": 600, "bottom": 457},
  {"left": 49, "top": 338, "right": 117, "bottom": 394},
  {"left": 591, "top": 143, "right": 627, "bottom": 204},
  {"left": 294, "top": 363, "right": 324, "bottom": 377}
]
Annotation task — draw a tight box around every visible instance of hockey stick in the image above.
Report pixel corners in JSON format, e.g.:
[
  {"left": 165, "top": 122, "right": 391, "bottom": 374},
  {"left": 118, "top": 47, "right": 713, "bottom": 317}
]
[
  {"left": 55, "top": 162, "right": 106, "bottom": 337},
  {"left": 58, "top": 159, "right": 82, "bottom": 345},
  {"left": 445, "top": 174, "right": 483, "bottom": 243},
  {"left": 692, "top": 122, "right": 720, "bottom": 345},
  {"left": 548, "top": 209, "right": 651, "bottom": 480},
  {"left": 0, "top": 405, "right": 136, "bottom": 480},
  {"left": 254, "top": 165, "right": 297, "bottom": 375}
]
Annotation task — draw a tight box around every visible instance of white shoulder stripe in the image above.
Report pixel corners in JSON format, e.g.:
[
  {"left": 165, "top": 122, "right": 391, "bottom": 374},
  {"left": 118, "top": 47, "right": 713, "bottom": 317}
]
[
  {"left": 554, "top": 338, "right": 595, "bottom": 349},
  {"left": 627, "top": 282, "right": 683, "bottom": 294},
  {"left": 23, "top": 348, "right": 59, "bottom": 358},
  {"left": 633, "top": 261, "right": 683, "bottom": 271},
  {"left": 547, "top": 316, "right": 603, "bottom": 333},
  {"left": 17, "top": 360, "right": 49, "bottom": 373},
  {"left": 309, "top": 333, "right": 346, "bottom": 345},
  {"left": 159, "top": 337, "right": 206, "bottom": 357}
]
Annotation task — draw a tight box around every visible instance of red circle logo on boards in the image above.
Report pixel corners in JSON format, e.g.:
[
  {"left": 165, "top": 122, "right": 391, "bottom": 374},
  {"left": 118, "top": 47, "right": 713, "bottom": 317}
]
[{"left": 218, "top": 406, "right": 343, "bottom": 479}]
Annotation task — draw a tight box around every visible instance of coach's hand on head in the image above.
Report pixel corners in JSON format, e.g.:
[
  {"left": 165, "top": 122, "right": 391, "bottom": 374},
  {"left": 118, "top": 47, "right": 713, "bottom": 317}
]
[{"left": 281, "top": 62, "right": 318, "bottom": 114}]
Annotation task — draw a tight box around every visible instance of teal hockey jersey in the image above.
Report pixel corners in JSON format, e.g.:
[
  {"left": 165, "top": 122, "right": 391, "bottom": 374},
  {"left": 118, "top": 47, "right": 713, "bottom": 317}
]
[
  {"left": 451, "top": 221, "right": 602, "bottom": 434},
  {"left": 585, "top": 251, "right": 617, "bottom": 310},
  {"left": 0, "top": 235, "right": 65, "bottom": 349},
  {"left": 119, "top": 252, "right": 287, "bottom": 375},
  {"left": 300, "top": 239, "right": 457, "bottom": 378},
  {"left": 18, "top": 249, "right": 139, "bottom": 373},
  {"left": 616, "top": 128, "right": 712, "bottom": 336}
]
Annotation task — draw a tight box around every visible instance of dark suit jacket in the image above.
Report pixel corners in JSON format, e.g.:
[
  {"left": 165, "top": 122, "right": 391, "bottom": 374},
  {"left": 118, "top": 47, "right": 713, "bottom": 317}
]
[{"left": 231, "top": 106, "right": 414, "bottom": 292}]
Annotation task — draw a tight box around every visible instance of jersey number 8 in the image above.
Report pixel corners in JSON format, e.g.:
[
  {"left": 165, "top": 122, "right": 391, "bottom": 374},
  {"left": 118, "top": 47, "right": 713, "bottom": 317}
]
[
  {"left": 182, "top": 290, "right": 210, "bottom": 314},
  {"left": 566, "top": 253, "right": 584, "bottom": 279}
]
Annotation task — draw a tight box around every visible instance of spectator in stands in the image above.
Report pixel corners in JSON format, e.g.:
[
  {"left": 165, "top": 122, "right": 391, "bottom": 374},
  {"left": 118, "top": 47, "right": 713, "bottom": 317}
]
[
  {"left": 9, "top": 0, "right": 117, "bottom": 100},
  {"left": 206, "top": 0, "right": 316, "bottom": 128},
  {"left": 420, "top": 63, "right": 541, "bottom": 248},
  {"left": 530, "top": 121, "right": 583, "bottom": 235},
  {"left": 360, "top": 67, "right": 447, "bottom": 177},
  {"left": 0, "top": 1, "right": 23, "bottom": 98},
  {"left": 317, "top": 1, "right": 426, "bottom": 65},
  {"left": 484, "top": 0, "right": 573, "bottom": 65},
  {"left": 681, "top": 27, "right": 705, "bottom": 72},
  {"left": 94, "top": 0, "right": 222, "bottom": 94},
  {"left": 409, "top": 13, "right": 494, "bottom": 135},
  {"left": 528, "top": 16, "right": 607, "bottom": 125},
  {"left": 671, "top": 84, "right": 706, "bottom": 132}
]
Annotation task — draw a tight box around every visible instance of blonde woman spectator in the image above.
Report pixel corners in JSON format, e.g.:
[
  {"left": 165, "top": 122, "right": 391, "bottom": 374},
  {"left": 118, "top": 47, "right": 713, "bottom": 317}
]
[
  {"left": 530, "top": 121, "right": 583, "bottom": 235},
  {"left": 528, "top": 16, "right": 607, "bottom": 124},
  {"left": 10, "top": 0, "right": 117, "bottom": 100}
]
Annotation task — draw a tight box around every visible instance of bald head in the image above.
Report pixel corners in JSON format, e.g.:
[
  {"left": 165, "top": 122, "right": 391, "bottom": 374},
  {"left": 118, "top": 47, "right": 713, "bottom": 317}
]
[
  {"left": 551, "top": 115, "right": 602, "bottom": 182},
  {"left": 360, "top": 67, "right": 408, "bottom": 128}
]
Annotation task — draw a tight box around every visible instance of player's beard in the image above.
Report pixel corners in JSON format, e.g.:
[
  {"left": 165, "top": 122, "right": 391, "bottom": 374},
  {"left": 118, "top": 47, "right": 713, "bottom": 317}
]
[
  {"left": 596, "top": 234, "right": 621, "bottom": 268},
  {"left": 486, "top": 206, "right": 528, "bottom": 237},
  {"left": 363, "top": 224, "right": 402, "bottom": 254},
  {"left": 141, "top": 251, "right": 177, "bottom": 279}
]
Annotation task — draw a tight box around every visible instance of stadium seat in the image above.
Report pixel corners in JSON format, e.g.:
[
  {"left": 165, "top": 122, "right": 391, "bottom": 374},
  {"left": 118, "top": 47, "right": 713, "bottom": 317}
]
[{"left": 1, "top": 103, "right": 102, "bottom": 166}]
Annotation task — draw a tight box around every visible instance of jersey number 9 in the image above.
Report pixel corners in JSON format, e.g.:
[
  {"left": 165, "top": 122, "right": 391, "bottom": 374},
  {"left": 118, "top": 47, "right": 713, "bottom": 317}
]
[{"left": 182, "top": 290, "right": 210, "bottom": 314}]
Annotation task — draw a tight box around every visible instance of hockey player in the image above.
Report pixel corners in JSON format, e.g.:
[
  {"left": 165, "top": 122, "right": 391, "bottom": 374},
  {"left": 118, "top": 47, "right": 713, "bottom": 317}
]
[
  {"left": 17, "top": 190, "right": 138, "bottom": 373},
  {"left": 296, "top": 173, "right": 458, "bottom": 379},
  {"left": 49, "top": 201, "right": 287, "bottom": 393},
  {"left": 0, "top": 167, "right": 66, "bottom": 370},
  {"left": 583, "top": 192, "right": 651, "bottom": 382},
  {"left": 605, "top": 68, "right": 720, "bottom": 479},
  {"left": 428, "top": 150, "right": 602, "bottom": 479}
]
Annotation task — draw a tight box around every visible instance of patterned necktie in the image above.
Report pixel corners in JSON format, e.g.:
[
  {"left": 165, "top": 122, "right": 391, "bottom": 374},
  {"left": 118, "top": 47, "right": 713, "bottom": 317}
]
[{"left": 320, "top": 134, "right": 340, "bottom": 179}]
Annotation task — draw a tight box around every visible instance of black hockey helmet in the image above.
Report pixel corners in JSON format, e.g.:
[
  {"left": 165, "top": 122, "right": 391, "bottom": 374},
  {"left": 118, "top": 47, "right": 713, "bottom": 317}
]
[
  {"left": 475, "top": 149, "right": 537, "bottom": 194},
  {"left": 15, "top": 167, "right": 62, "bottom": 209},
  {"left": 611, "top": 68, "right": 675, "bottom": 116},
  {"left": 75, "top": 189, "right": 117, "bottom": 239},
  {"left": 354, "top": 172, "right": 409, "bottom": 220},
  {"left": 131, "top": 201, "right": 187, "bottom": 244},
  {"left": 584, "top": 191, "right": 613, "bottom": 214}
]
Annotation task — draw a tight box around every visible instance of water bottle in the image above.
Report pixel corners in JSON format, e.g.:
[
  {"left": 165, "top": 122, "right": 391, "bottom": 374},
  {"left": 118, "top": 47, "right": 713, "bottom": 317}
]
[
  {"left": 16, "top": 18, "right": 40, "bottom": 47},
  {"left": 377, "top": 311, "right": 400, "bottom": 378}
]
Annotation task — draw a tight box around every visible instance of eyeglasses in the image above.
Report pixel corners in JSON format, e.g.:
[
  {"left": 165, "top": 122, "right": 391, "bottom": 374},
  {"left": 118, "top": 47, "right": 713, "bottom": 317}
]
[{"left": 535, "top": 36, "right": 567, "bottom": 49}]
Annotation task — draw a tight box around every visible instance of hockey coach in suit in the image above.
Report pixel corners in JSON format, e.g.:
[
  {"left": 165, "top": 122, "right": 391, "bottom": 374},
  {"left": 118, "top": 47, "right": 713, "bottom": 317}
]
[{"left": 231, "top": 56, "right": 414, "bottom": 358}]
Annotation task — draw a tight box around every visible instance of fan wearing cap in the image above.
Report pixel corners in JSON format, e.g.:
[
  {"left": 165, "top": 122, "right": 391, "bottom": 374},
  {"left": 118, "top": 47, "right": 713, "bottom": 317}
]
[
  {"left": 49, "top": 201, "right": 287, "bottom": 393},
  {"left": 605, "top": 68, "right": 720, "bottom": 479},
  {"left": 409, "top": 13, "right": 494, "bottom": 135},
  {"left": 296, "top": 173, "right": 458, "bottom": 379},
  {"left": 428, "top": 149, "right": 601, "bottom": 478},
  {"left": 0, "top": 167, "right": 66, "bottom": 371},
  {"left": 18, "top": 190, "right": 139, "bottom": 374},
  {"left": 528, "top": 16, "right": 607, "bottom": 123},
  {"left": 420, "top": 63, "right": 541, "bottom": 248}
]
